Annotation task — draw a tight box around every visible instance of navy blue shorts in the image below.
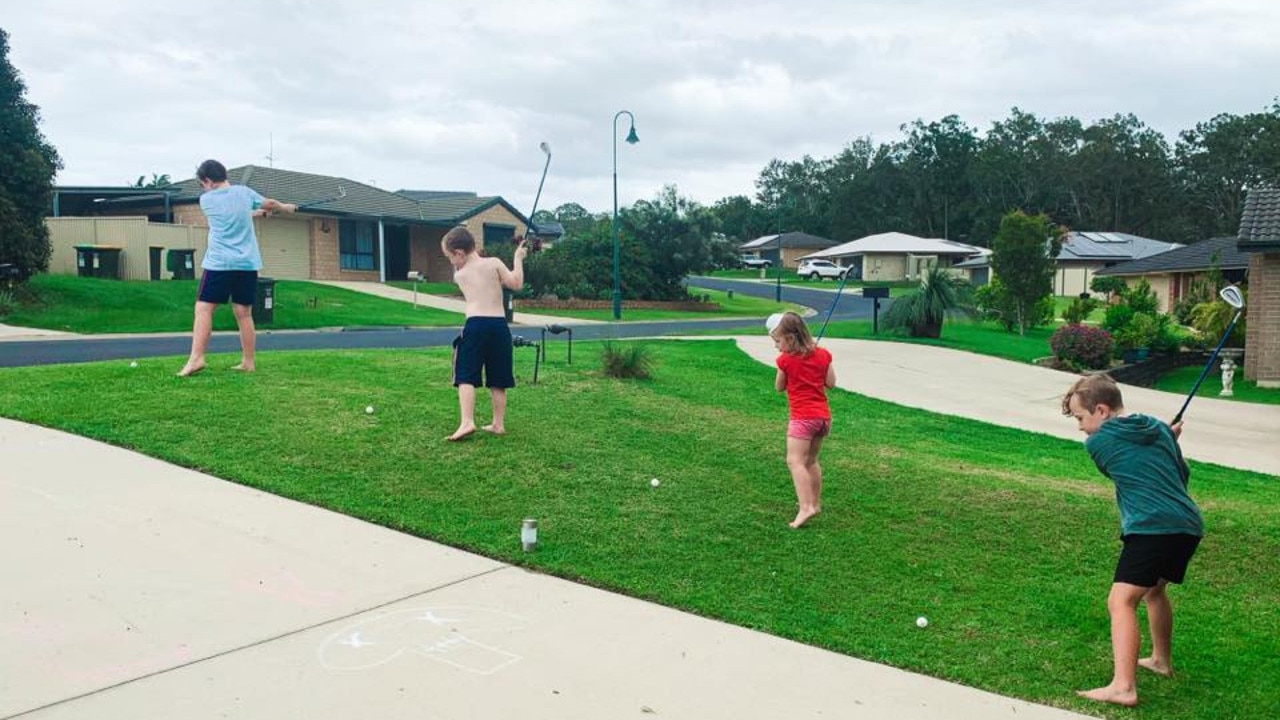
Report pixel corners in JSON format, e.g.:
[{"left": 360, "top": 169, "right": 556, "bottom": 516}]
[
  {"left": 198, "top": 270, "right": 258, "bottom": 306},
  {"left": 452, "top": 316, "right": 514, "bottom": 388},
  {"left": 1114, "top": 533, "right": 1201, "bottom": 587}
]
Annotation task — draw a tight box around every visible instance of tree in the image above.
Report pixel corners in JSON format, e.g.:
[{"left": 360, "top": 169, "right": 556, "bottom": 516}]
[
  {"left": 131, "top": 172, "right": 172, "bottom": 188},
  {"left": 1175, "top": 106, "right": 1280, "bottom": 239},
  {"left": 881, "top": 264, "right": 977, "bottom": 338},
  {"left": 989, "top": 211, "right": 1061, "bottom": 335},
  {"left": 0, "top": 28, "right": 62, "bottom": 281}
]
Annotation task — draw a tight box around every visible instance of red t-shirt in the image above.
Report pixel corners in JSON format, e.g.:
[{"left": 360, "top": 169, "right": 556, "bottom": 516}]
[{"left": 776, "top": 347, "right": 832, "bottom": 420}]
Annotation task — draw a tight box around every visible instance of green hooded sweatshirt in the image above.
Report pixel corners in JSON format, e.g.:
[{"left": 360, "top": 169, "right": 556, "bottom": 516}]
[{"left": 1084, "top": 413, "right": 1203, "bottom": 537}]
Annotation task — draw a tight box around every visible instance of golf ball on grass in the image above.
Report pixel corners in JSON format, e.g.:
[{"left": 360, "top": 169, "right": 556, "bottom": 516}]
[
  {"left": 365, "top": 406, "right": 375, "bottom": 415},
  {"left": 129, "top": 361, "right": 138, "bottom": 368},
  {"left": 916, "top": 616, "right": 929, "bottom": 628},
  {"left": 650, "top": 478, "right": 661, "bottom": 487}
]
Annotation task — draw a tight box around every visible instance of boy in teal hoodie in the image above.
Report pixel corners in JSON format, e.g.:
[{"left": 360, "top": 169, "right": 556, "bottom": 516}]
[{"left": 1062, "top": 374, "right": 1203, "bottom": 707}]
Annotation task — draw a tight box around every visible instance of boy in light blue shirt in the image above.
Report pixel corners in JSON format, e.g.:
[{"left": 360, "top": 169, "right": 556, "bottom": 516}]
[{"left": 178, "top": 159, "right": 296, "bottom": 377}]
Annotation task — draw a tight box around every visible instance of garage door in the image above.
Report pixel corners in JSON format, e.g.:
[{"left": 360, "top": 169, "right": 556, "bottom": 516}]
[{"left": 257, "top": 218, "right": 311, "bottom": 279}]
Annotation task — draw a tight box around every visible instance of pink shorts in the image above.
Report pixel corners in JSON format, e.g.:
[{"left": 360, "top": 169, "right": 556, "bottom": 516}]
[{"left": 787, "top": 418, "right": 831, "bottom": 440}]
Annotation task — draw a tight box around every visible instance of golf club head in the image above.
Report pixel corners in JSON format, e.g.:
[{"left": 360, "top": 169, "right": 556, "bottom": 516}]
[
  {"left": 765, "top": 313, "right": 784, "bottom": 334},
  {"left": 1219, "top": 285, "right": 1244, "bottom": 309},
  {"left": 539, "top": 141, "right": 551, "bottom": 156}
]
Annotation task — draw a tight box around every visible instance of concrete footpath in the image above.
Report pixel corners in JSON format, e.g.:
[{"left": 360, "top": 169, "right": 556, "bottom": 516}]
[
  {"left": 734, "top": 337, "right": 1280, "bottom": 477},
  {"left": 0, "top": 416, "right": 1093, "bottom": 720}
]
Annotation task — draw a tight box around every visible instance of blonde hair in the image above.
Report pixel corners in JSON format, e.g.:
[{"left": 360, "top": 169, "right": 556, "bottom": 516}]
[
  {"left": 1062, "top": 374, "right": 1124, "bottom": 416},
  {"left": 772, "top": 311, "right": 816, "bottom": 355}
]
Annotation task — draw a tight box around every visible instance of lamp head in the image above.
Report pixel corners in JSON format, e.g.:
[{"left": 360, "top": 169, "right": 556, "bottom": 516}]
[
  {"left": 625, "top": 125, "right": 639, "bottom": 144},
  {"left": 1219, "top": 285, "right": 1244, "bottom": 309}
]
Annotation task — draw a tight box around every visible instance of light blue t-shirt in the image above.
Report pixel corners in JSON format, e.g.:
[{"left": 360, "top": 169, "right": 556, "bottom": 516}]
[{"left": 200, "top": 185, "right": 265, "bottom": 271}]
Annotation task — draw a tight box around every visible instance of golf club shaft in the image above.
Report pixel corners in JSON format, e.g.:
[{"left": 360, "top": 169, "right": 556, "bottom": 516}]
[
  {"left": 816, "top": 269, "right": 852, "bottom": 342},
  {"left": 1171, "top": 310, "right": 1241, "bottom": 425}
]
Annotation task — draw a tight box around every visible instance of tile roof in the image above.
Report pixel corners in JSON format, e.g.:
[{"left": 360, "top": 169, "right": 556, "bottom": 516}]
[
  {"left": 1056, "top": 231, "right": 1181, "bottom": 261},
  {"left": 739, "top": 231, "right": 840, "bottom": 251},
  {"left": 1238, "top": 186, "right": 1280, "bottom": 250},
  {"left": 1095, "top": 236, "right": 1250, "bottom": 276},
  {"left": 802, "top": 232, "right": 984, "bottom": 259},
  {"left": 168, "top": 167, "right": 526, "bottom": 225}
]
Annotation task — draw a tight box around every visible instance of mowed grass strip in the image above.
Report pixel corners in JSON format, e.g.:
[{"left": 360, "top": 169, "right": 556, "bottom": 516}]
[
  {"left": 2, "top": 275, "right": 463, "bottom": 333},
  {"left": 0, "top": 340, "right": 1275, "bottom": 719}
]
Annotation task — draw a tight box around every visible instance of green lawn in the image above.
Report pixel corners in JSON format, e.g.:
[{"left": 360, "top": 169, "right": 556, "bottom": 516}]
[
  {"left": 1154, "top": 364, "right": 1280, "bottom": 405},
  {"left": 1, "top": 274, "right": 463, "bottom": 333},
  {"left": 1053, "top": 296, "right": 1107, "bottom": 323},
  {"left": 385, "top": 280, "right": 461, "bottom": 296},
  {"left": 0, "top": 341, "right": 1275, "bottom": 720}
]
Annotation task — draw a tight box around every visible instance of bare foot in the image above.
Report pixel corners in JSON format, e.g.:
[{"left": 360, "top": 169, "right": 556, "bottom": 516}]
[
  {"left": 1138, "top": 657, "right": 1172, "bottom": 676},
  {"left": 482, "top": 424, "right": 506, "bottom": 435},
  {"left": 789, "top": 507, "right": 819, "bottom": 529},
  {"left": 445, "top": 424, "right": 476, "bottom": 442},
  {"left": 176, "top": 361, "right": 206, "bottom": 378},
  {"left": 230, "top": 363, "right": 255, "bottom": 372},
  {"left": 1076, "top": 685, "right": 1138, "bottom": 707}
]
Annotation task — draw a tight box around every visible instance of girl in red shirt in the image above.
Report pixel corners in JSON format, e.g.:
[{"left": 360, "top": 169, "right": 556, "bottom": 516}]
[{"left": 767, "top": 312, "right": 837, "bottom": 528}]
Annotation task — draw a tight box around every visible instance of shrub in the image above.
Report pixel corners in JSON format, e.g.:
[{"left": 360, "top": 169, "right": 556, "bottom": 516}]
[
  {"left": 601, "top": 341, "right": 654, "bottom": 379},
  {"left": 881, "top": 266, "right": 977, "bottom": 338},
  {"left": 0, "top": 289, "right": 15, "bottom": 317},
  {"left": 1102, "top": 304, "right": 1134, "bottom": 334},
  {"left": 1190, "top": 299, "right": 1247, "bottom": 347},
  {"left": 1113, "top": 312, "right": 1158, "bottom": 353},
  {"left": 1122, "top": 279, "right": 1160, "bottom": 315},
  {"left": 1090, "top": 276, "right": 1127, "bottom": 297},
  {"left": 1062, "top": 295, "right": 1099, "bottom": 325},
  {"left": 1050, "top": 324, "right": 1114, "bottom": 370}
]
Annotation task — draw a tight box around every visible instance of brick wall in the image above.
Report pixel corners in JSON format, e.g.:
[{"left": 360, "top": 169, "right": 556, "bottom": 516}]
[
  {"left": 462, "top": 205, "right": 528, "bottom": 251},
  {"left": 173, "top": 204, "right": 206, "bottom": 227},
  {"left": 411, "top": 225, "right": 451, "bottom": 282},
  {"left": 1244, "top": 252, "right": 1280, "bottom": 387}
]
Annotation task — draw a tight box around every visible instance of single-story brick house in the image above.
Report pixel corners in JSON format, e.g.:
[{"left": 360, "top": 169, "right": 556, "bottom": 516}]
[
  {"left": 1236, "top": 186, "right": 1280, "bottom": 387},
  {"left": 800, "top": 232, "right": 985, "bottom": 282},
  {"left": 1052, "top": 231, "right": 1181, "bottom": 297},
  {"left": 1091, "top": 235, "right": 1250, "bottom": 313},
  {"left": 738, "top": 232, "right": 840, "bottom": 269},
  {"left": 47, "top": 166, "right": 530, "bottom": 283}
]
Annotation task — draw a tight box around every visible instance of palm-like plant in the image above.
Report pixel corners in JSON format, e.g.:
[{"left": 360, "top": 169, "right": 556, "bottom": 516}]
[{"left": 882, "top": 265, "right": 978, "bottom": 338}]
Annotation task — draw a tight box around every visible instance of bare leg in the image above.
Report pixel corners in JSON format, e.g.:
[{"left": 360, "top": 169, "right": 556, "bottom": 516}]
[
  {"left": 229, "top": 303, "right": 256, "bottom": 371},
  {"left": 447, "top": 384, "right": 477, "bottom": 441},
  {"left": 786, "top": 436, "right": 818, "bottom": 528},
  {"left": 1078, "top": 582, "right": 1145, "bottom": 707},
  {"left": 806, "top": 434, "right": 825, "bottom": 514},
  {"left": 1139, "top": 581, "right": 1174, "bottom": 676},
  {"left": 178, "top": 301, "right": 216, "bottom": 377},
  {"left": 483, "top": 388, "right": 507, "bottom": 435}
]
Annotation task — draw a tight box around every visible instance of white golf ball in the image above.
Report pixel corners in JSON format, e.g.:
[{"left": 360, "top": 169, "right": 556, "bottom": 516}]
[
  {"left": 650, "top": 478, "right": 660, "bottom": 487},
  {"left": 916, "top": 616, "right": 929, "bottom": 628},
  {"left": 365, "top": 406, "right": 375, "bottom": 414},
  {"left": 129, "top": 361, "right": 138, "bottom": 368}
]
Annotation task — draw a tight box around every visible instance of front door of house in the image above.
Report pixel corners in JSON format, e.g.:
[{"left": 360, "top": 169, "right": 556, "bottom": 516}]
[{"left": 385, "top": 226, "right": 410, "bottom": 280}]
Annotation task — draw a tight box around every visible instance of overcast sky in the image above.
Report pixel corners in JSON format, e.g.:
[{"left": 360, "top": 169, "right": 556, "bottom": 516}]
[{"left": 7, "top": 0, "right": 1280, "bottom": 215}]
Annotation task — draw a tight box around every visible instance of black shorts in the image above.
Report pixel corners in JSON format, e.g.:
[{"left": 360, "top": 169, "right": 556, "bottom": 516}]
[
  {"left": 452, "top": 316, "right": 514, "bottom": 389},
  {"left": 1114, "top": 533, "right": 1201, "bottom": 587},
  {"left": 198, "top": 270, "right": 258, "bottom": 306}
]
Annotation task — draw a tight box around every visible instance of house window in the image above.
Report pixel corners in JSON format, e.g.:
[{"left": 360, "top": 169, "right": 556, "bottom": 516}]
[
  {"left": 339, "top": 220, "right": 379, "bottom": 271},
  {"left": 483, "top": 224, "right": 515, "bottom": 250}
]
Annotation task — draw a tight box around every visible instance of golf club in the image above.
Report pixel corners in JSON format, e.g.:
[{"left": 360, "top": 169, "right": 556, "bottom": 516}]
[
  {"left": 1171, "top": 284, "right": 1245, "bottom": 425},
  {"left": 524, "top": 142, "right": 552, "bottom": 251},
  {"left": 815, "top": 265, "right": 853, "bottom": 342},
  {"left": 297, "top": 186, "right": 347, "bottom": 211}
]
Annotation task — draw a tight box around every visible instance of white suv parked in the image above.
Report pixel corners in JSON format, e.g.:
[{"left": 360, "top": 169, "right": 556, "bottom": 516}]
[{"left": 797, "top": 258, "right": 849, "bottom": 281}]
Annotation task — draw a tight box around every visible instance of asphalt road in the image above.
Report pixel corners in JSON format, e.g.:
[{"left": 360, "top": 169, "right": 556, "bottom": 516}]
[{"left": 0, "top": 278, "right": 881, "bottom": 368}]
